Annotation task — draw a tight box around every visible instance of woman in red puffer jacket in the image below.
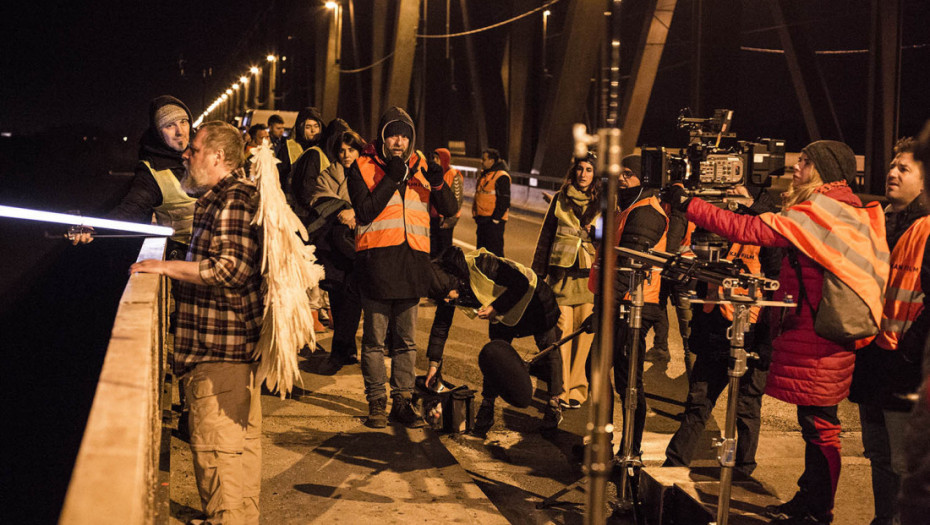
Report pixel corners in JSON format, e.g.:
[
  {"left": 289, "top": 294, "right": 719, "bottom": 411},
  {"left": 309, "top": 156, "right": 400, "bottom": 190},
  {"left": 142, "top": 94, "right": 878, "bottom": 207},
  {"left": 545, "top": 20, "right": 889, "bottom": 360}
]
[{"left": 665, "top": 140, "right": 889, "bottom": 525}]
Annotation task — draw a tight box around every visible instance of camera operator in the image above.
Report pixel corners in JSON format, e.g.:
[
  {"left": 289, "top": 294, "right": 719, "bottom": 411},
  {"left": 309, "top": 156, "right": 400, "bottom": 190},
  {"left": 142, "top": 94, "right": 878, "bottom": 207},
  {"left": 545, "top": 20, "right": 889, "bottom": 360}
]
[
  {"left": 589, "top": 154, "right": 668, "bottom": 457},
  {"left": 664, "top": 140, "right": 888, "bottom": 525},
  {"left": 663, "top": 186, "right": 782, "bottom": 476}
]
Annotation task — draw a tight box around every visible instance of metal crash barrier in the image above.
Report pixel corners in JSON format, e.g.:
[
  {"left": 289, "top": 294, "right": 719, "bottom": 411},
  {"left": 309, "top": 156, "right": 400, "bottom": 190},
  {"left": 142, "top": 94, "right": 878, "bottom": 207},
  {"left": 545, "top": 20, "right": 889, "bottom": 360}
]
[{"left": 60, "top": 237, "right": 170, "bottom": 525}]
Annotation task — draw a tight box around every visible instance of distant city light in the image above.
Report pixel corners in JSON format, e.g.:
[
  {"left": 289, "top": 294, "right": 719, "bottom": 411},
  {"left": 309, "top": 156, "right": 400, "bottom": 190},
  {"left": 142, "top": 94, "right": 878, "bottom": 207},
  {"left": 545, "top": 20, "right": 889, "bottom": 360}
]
[
  {"left": 250, "top": 66, "right": 259, "bottom": 74},
  {"left": 1, "top": 132, "right": 11, "bottom": 138},
  {"left": 225, "top": 89, "right": 233, "bottom": 95},
  {"left": 239, "top": 76, "right": 248, "bottom": 83},
  {"left": 122, "top": 137, "right": 128, "bottom": 142},
  {"left": 232, "top": 83, "right": 239, "bottom": 90},
  {"left": 325, "top": 2, "right": 338, "bottom": 9},
  {"left": 266, "top": 54, "right": 276, "bottom": 62},
  {"left": 543, "top": 9, "right": 551, "bottom": 16}
]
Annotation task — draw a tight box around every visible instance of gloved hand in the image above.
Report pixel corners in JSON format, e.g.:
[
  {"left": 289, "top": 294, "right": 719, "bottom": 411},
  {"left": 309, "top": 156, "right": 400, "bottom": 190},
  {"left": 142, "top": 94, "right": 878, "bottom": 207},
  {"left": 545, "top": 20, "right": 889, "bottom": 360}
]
[
  {"left": 661, "top": 184, "right": 691, "bottom": 213},
  {"left": 385, "top": 156, "right": 409, "bottom": 184},
  {"left": 422, "top": 161, "right": 445, "bottom": 187}
]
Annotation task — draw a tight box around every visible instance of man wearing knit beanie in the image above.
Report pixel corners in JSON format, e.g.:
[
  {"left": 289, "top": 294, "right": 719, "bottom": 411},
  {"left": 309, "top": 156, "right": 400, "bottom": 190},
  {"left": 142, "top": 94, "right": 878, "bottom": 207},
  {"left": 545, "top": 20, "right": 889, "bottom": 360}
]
[{"left": 801, "top": 140, "right": 857, "bottom": 186}]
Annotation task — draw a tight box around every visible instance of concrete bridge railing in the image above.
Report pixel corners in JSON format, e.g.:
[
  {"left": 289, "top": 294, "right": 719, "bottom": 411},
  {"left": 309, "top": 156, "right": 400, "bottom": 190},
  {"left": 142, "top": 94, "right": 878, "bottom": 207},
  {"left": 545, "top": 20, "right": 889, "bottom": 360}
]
[{"left": 60, "top": 238, "right": 169, "bottom": 525}]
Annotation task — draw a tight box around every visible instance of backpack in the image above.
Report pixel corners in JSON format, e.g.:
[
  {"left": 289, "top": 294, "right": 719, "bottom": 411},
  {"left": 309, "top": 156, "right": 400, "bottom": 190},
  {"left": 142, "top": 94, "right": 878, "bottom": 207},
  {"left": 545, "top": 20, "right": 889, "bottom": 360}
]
[{"left": 788, "top": 249, "right": 878, "bottom": 344}]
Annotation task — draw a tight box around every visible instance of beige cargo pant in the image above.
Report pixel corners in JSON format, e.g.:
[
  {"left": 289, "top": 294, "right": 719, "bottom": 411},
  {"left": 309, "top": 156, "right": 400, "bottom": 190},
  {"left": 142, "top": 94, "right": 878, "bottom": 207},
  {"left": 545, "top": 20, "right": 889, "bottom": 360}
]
[{"left": 184, "top": 362, "right": 262, "bottom": 525}]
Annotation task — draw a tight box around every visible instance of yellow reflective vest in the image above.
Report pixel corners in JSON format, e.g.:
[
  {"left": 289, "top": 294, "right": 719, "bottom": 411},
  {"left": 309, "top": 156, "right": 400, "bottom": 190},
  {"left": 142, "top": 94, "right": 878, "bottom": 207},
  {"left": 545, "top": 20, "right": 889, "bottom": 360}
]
[
  {"left": 142, "top": 161, "right": 195, "bottom": 245},
  {"left": 465, "top": 248, "right": 537, "bottom": 326}
]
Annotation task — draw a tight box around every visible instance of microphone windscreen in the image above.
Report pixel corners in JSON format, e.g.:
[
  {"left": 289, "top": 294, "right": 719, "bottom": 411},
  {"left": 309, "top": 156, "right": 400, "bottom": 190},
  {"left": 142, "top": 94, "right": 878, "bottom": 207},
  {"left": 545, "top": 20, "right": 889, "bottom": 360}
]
[{"left": 478, "top": 340, "right": 532, "bottom": 408}]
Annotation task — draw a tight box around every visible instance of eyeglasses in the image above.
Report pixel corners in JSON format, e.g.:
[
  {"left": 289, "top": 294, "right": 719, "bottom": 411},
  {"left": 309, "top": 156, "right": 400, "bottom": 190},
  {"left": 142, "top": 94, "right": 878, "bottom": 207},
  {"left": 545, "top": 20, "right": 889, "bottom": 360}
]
[{"left": 619, "top": 169, "right": 635, "bottom": 179}]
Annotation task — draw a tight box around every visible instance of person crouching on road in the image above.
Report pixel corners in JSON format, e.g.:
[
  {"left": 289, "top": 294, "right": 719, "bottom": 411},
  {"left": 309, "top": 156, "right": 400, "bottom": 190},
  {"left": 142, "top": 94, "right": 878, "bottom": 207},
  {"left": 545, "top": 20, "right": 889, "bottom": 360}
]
[
  {"left": 664, "top": 140, "right": 889, "bottom": 525},
  {"left": 131, "top": 122, "right": 263, "bottom": 525},
  {"left": 348, "top": 106, "right": 458, "bottom": 429},
  {"left": 425, "top": 246, "right": 564, "bottom": 437},
  {"left": 531, "top": 153, "right": 599, "bottom": 410}
]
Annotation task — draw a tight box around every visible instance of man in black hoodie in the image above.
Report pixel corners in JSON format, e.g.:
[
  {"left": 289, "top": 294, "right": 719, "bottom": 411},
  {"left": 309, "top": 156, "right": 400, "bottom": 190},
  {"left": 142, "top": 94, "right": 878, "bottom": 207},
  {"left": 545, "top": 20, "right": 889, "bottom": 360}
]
[
  {"left": 348, "top": 106, "right": 458, "bottom": 428},
  {"left": 76, "top": 95, "right": 195, "bottom": 261},
  {"left": 280, "top": 107, "right": 325, "bottom": 215}
]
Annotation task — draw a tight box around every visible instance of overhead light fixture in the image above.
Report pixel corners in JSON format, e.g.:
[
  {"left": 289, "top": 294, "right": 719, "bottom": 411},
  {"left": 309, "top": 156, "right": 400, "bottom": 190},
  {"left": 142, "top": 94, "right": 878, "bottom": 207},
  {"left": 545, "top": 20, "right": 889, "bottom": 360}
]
[
  {"left": 240, "top": 76, "right": 248, "bottom": 83},
  {"left": 266, "top": 55, "right": 276, "bottom": 62},
  {"left": 250, "top": 66, "right": 259, "bottom": 74}
]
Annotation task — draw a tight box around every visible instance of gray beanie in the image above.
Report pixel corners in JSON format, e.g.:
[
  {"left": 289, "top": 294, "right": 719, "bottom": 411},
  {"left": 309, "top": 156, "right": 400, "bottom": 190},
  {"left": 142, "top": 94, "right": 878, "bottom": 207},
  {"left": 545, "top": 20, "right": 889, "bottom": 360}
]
[
  {"left": 154, "top": 104, "right": 189, "bottom": 130},
  {"left": 801, "top": 140, "right": 857, "bottom": 185},
  {"left": 621, "top": 155, "right": 642, "bottom": 178}
]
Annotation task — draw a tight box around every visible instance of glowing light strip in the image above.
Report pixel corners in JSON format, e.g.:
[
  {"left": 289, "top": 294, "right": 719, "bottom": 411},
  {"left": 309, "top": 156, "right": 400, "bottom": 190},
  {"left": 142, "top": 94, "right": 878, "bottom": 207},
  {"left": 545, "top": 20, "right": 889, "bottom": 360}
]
[{"left": 0, "top": 205, "right": 175, "bottom": 236}]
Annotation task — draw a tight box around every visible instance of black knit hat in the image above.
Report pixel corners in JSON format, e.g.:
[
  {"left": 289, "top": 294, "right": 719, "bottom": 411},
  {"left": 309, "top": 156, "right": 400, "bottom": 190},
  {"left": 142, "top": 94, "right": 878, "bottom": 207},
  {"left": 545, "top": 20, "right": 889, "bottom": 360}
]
[
  {"left": 621, "top": 154, "right": 642, "bottom": 178},
  {"left": 383, "top": 120, "right": 413, "bottom": 140},
  {"left": 801, "top": 140, "right": 857, "bottom": 185}
]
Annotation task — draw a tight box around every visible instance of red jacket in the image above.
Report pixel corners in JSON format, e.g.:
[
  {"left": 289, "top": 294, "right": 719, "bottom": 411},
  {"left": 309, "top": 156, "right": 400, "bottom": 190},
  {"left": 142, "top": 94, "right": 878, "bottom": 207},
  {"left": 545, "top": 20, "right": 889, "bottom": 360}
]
[{"left": 686, "top": 183, "right": 862, "bottom": 406}]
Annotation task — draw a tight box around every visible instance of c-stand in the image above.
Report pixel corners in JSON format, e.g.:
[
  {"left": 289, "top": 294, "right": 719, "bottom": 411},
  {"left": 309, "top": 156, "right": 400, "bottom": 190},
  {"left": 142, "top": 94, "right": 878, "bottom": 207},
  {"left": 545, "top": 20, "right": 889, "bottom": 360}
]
[{"left": 617, "top": 247, "right": 793, "bottom": 525}]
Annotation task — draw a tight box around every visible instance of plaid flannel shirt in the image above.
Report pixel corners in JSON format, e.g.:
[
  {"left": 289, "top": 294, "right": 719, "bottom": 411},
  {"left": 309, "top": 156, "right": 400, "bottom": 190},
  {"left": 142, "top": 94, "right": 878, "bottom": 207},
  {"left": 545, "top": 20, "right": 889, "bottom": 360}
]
[{"left": 173, "top": 171, "right": 263, "bottom": 376}]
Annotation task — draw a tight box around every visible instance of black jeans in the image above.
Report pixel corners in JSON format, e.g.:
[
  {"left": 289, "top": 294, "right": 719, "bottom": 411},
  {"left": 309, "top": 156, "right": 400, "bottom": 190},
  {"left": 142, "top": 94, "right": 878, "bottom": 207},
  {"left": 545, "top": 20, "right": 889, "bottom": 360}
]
[
  {"left": 430, "top": 218, "right": 456, "bottom": 259},
  {"left": 476, "top": 219, "right": 506, "bottom": 257},
  {"left": 795, "top": 404, "right": 842, "bottom": 516},
  {"left": 612, "top": 316, "right": 656, "bottom": 455},
  {"left": 486, "top": 323, "right": 563, "bottom": 398},
  {"left": 664, "top": 355, "right": 767, "bottom": 474},
  {"left": 327, "top": 276, "right": 362, "bottom": 362}
]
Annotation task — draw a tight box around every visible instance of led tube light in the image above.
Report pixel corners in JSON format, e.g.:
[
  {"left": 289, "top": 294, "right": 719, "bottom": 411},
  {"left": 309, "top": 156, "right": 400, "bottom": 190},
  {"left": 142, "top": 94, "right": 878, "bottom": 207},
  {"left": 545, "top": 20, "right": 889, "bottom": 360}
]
[{"left": 0, "top": 205, "right": 175, "bottom": 237}]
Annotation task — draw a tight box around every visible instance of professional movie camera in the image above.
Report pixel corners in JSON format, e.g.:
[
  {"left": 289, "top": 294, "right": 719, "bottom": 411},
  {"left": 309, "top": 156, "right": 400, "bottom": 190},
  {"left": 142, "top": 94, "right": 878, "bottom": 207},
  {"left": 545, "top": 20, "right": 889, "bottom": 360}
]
[
  {"left": 642, "top": 108, "right": 786, "bottom": 259},
  {"left": 641, "top": 108, "right": 786, "bottom": 197}
]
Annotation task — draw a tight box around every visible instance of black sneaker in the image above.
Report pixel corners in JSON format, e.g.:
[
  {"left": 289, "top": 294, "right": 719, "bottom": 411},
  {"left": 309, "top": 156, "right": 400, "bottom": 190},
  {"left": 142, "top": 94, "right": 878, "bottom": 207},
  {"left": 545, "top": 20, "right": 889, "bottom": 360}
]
[
  {"left": 366, "top": 398, "right": 388, "bottom": 428},
  {"left": 472, "top": 399, "right": 495, "bottom": 437},
  {"left": 765, "top": 493, "right": 811, "bottom": 520},
  {"left": 389, "top": 396, "right": 427, "bottom": 428},
  {"left": 644, "top": 346, "right": 670, "bottom": 363},
  {"left": 317, "top": 357, "right": 343, "bottom": 376},
  {"left": 541, "top": 399, "right": 563, "bottom": 430}
]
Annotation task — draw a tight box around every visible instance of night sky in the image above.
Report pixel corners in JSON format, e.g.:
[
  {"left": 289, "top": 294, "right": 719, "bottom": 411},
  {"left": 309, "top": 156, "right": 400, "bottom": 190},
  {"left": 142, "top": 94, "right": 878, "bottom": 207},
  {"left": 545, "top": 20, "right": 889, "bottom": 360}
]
[{"left": 1, "top": 1, "right": 264, "bottom": 138}]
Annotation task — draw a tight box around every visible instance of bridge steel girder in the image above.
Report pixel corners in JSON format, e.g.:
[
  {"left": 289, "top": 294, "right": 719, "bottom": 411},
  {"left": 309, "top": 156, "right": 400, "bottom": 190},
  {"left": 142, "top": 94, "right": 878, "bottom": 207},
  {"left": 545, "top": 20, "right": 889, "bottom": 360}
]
[
  {"left": 619, "top": 0, "right": 677, "bottom": 158},
  {"left": 460, "top": 0, "right": 489, "bottom": 154},
  {"left": 507, "top": 0, "right": 535, "bottom": 171},
  {"left": 768, "top": 0, "right": 844, "bottom": 144},
  {"left": 864, "top": 0, "right": 901, "bottom": 195},
  {"left": 531, "top": 0, "right": 606, "bottom": 179},
  {"left": 321, "top": 9, "right": 341, "bottom": 124},
  {"left": 385, "top": 0, "right": 420, "bottom": 112},
  {"left": 369, "top": 1, "right": 388, "bottom": 138}
]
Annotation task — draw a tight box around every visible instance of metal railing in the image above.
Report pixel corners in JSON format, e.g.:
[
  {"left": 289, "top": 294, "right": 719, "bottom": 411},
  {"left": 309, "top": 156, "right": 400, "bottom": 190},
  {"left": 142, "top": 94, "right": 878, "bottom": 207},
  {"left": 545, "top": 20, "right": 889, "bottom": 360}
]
[{"left": 60, "top": 238, "right": 169, "bottom": 525}]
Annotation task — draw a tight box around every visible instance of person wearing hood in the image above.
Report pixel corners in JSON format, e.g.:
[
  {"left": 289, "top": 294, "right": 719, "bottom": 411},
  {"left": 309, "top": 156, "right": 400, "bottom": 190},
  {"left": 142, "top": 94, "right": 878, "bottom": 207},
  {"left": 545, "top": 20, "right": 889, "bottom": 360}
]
[
  {"left": 588, "top": 154, "right": 668, "bottom": 464},
  {"left": 429, "top": 148, "right": 464, "bottom": 258},
  {"left": 76, "top": 96, "right": 196, "bottom": 260},
  {"left": 664, "top": 140, "right": 889, "bottom": 524},
  {"left": 473, "top": 148, "right": 511, "bottom": 257},
  {"left": 281, "top": 107, "right": 326, "bottom": 223},
  {"left": 347, "top": 106, "right": 457, "bottom": 429}
]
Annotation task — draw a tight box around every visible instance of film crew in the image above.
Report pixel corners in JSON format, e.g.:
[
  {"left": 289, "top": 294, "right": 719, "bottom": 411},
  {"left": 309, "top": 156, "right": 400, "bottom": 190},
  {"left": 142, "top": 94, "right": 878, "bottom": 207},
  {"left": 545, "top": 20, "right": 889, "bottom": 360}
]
[
  {"left": 131, "top": 122, "right": 262, "bottom": 524},
  {"left": 588, "top": 154, "right": 668, "bottom": 457},
  {"left": 282, "top": 106, "right": 327, "bottom": 223},
  {"left": 75, "top": 96, "right": 196, "bottom": 260},
  {"left": 348, "top": 106, "right": 457, "bottom": 429},
  {"left": 899, "top": 120, "right": 930, "bottom": 525},
  {"left": 662, "top": 186, "right": 782, "bottom": 475},
  {"left": 473, "top": 148, "right": 511, "bottom": 257},
  {"left": 425, "top": 246, "right": 564, "bottom": 436},
  {"left": 531, "top": 153, "right": 600, "bottom": 410},
  {"left": 664, "top": 140, "right": 888, "bottom": 525},
  {"left": 848, "top": 136, "right": 928, "bottom": 525},
  {"left": 429, "top": 148, "right": 464, "bottom": 258},
  {"left": 309, "top": 128, "right": 367, "bottom": 374}
]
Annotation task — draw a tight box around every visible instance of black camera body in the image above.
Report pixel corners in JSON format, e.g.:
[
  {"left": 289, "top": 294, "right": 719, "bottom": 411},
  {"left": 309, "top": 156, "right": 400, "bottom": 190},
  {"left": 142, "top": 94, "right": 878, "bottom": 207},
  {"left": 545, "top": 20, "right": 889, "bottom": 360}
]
[{"left": 641, "top": 108, "right": 786, "bottom": 196}]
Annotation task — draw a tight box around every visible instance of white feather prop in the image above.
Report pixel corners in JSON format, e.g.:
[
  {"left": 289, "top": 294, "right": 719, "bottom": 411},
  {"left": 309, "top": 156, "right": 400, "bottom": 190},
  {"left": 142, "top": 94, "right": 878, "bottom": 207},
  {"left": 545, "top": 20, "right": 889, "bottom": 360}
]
[{"left": 249, "top": 140, "right": 325, "bottom": 398}]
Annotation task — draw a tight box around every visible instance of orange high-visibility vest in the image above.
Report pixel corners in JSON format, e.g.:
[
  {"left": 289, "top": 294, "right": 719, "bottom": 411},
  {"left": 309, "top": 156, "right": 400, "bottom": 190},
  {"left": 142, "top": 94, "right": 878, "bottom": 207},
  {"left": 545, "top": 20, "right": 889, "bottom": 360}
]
[
  {"left": 759, "top": 192, "right": 889, "bottom": 332},
  {"left": 876, "top": 215, "right": 930, "bottom": 350},
  {"left": 355, "top": 153, "right": 431, "bottom": 253},
  {"left": 430, "top": 167, "right": 462, "bottom": 219},
  {"left": 588, "top": 195, "right": 668, "bottom": 304},
  {"left": 703, "top": 243, "right": 764, "bottom": 322},
  {"left": 473, "top": 169, "right": 511, "bottom": 221}
]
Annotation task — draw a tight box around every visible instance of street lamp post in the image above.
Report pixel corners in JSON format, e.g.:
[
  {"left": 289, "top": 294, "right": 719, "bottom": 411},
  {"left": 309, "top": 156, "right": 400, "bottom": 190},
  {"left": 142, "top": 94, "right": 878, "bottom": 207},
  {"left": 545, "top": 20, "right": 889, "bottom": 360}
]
[
  {"left": 240, "top": 75, "right": 249, "bottom": 112},
  {"left": 542, "top": 9, "right": 551, "bottom": 76},
  {"left": 250, "top": 66, "right": 261, "bottom": 109},
  {"left": 266, "top": 55, "right": 277, "bottom": 110}
]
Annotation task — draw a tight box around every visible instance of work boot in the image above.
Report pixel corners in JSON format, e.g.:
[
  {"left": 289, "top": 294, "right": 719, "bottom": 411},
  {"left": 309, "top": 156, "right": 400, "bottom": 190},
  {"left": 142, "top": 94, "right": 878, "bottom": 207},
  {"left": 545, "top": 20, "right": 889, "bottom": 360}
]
[
  {"left": 644, "top": 346, "right": 670, "bottom": 363},
  {"left": 366, "top": 397, "right": 388, "bottom": 428},
  {"left": 541, "top": 397, "right": 563, "bottom": 430},
  {"left": 472, "top": 398, "right": 495, "bottom": 437},
  {"left": 389, "top": 395, "right": 426, "bottom": 428}
]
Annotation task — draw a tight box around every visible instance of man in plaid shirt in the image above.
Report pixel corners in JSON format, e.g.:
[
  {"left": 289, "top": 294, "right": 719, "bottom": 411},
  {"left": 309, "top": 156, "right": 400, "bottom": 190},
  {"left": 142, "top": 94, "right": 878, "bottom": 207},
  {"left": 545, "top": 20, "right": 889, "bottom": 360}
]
[{"left": 132, "top": 121, "right": 263, "bottom": 525}]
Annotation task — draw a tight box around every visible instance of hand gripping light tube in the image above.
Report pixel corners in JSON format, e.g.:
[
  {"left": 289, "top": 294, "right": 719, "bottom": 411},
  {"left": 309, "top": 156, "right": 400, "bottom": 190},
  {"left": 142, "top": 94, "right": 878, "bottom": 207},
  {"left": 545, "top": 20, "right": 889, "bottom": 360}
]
[{"left": 0, "top": 205, "right": 175, "bottom": 237}]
